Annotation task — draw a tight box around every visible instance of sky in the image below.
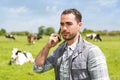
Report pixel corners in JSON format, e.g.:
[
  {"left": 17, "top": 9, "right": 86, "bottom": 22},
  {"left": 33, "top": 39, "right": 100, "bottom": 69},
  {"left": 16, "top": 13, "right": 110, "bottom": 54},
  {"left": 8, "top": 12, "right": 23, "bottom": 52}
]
[{"left": 0, "top": 0, "right": 120, "bottom": 33}]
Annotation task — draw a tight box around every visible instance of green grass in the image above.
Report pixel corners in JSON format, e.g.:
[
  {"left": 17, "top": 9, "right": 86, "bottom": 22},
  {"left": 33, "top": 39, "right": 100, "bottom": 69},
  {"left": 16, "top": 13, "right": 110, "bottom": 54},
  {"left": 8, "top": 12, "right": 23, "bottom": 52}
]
[
  {"left": 0, "top": 36, "right": 55, "bottom": 80},
  {"left": 0, "top": 35, "right": 120, "bottom": 80}
]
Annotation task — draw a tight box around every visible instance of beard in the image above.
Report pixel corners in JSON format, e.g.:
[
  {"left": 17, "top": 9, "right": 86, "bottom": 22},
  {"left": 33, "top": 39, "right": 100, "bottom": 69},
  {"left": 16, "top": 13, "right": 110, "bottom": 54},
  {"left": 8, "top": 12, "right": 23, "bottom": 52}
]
[{"left": 62, "top": 32, "right": 77, "bottom": 41}]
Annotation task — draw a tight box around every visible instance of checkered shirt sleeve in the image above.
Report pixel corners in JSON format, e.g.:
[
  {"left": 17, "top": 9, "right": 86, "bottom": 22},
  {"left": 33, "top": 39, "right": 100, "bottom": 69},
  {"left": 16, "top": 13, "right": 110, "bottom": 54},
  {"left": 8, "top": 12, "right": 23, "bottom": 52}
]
[
  {"left": 88, "top": 46, "right": 110, "bottom": 80},
  {"left": 33, "top": 60, "right": 53, "bottom": 73}
]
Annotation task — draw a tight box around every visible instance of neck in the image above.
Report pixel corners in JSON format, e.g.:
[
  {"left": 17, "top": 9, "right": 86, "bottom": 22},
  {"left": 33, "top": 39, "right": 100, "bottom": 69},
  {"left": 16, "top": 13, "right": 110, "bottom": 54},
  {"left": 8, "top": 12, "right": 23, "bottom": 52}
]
[{"left": 67, "top": 33, "right": 79, "bottom": 46}]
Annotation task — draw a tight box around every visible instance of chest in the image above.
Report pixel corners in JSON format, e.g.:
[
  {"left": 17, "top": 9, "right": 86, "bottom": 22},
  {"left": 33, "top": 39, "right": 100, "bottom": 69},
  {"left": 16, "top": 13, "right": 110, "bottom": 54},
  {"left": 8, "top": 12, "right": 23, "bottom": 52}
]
[{"left": 57, "top": 51, "right": 88, "bottom": 70}]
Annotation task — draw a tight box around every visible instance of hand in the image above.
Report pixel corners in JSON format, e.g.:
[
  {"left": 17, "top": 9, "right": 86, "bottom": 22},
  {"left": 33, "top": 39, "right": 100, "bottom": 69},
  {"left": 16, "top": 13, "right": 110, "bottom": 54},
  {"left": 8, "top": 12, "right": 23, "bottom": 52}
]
[{"left": 47, "top": 33, "right": 60, "bottom": 48}]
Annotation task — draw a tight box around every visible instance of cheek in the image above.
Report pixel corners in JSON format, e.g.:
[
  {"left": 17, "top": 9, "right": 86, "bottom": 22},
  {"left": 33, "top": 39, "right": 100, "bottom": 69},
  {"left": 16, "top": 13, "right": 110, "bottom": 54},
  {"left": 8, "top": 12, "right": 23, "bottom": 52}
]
[
  {"left": 71, "top": 26, "right": 79, "bottom": 32},
  {"left": 76, "top": 26, "right": 80, "bottom": 32}
]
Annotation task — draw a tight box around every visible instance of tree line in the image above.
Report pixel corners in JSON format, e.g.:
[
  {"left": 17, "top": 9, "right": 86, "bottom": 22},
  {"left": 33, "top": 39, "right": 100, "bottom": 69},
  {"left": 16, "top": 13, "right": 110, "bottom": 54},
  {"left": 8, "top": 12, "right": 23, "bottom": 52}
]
[
  {"left": 0, "top": 26, "right": 55, "bottom": 36},
  {"left": 81, "top": 28, "right": 120, "bottom": 36},
  {"left": 0, "top": 26, "right": 120, "bottom": 36}
]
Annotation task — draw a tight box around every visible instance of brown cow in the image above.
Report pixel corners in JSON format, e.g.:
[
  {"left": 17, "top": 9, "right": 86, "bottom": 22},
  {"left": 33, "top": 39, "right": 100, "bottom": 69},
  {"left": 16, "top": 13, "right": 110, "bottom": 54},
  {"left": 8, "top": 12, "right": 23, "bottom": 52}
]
[{"left": 27, "top": 34, "right": 42, "bottom": 44}]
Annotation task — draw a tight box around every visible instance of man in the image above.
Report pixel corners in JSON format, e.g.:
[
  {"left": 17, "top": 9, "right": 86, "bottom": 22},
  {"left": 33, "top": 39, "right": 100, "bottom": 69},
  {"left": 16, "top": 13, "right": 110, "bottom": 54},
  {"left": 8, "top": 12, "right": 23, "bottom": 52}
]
[{"left": 33, "top": 8, "right": 109, "bottom": 80}]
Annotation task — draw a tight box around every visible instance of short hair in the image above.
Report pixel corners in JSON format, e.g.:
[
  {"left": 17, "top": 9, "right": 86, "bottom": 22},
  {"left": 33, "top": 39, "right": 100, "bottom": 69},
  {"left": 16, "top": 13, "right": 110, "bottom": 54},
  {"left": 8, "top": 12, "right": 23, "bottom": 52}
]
[{"left": 61, "top": 8, "right": 82, "bottom": 22}]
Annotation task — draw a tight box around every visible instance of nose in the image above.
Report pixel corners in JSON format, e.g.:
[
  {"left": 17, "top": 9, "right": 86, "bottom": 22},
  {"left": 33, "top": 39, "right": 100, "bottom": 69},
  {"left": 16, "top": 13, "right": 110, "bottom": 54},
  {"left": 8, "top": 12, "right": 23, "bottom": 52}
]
[{"left": 61, "top": 25, "right": 67, "bottom": 31}]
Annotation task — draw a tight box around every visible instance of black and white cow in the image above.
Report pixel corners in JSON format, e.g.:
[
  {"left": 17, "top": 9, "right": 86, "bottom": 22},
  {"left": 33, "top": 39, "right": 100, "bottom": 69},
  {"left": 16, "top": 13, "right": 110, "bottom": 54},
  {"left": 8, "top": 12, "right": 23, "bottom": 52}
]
[
  {"left": 9, "top": 48, "right": 34, "bottom": 65},
  {"left": 86, "top": 33, "right": 102, "bottom": 41},
  {"left": 5, "top": 34, "right": 15, "bottom": 40}
]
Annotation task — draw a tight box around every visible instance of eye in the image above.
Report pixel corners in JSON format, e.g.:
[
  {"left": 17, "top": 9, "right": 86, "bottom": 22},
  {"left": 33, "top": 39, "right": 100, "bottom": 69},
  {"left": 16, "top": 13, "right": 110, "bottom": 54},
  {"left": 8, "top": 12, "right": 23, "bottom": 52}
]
[
  {"left": 66, "top": 22, "right": 72, "bottom": 26},
  {"left": 60, "top": 22, "right": 64, "bottom": 26}
]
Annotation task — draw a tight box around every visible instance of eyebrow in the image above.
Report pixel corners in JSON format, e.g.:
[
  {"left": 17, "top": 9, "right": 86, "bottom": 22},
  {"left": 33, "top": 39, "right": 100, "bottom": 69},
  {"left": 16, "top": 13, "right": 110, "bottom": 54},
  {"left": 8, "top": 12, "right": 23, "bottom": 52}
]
[
  {"left": 60, "top": 21, "right": 72, "bottom": 24},
  {"left": 66, "top": 22, "right": 72, "bottom": 25}
]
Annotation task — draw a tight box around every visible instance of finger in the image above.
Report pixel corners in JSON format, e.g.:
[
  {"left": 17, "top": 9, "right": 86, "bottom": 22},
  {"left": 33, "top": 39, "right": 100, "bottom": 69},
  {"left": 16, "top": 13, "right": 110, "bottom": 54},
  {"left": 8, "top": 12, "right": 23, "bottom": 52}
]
[
  {"left": 50, "top": 33, "right": 61, "bottom": 42},
  {"left": 51, "top": 33, "right": 59, "bottom": 37},
  {"left": 51, "top": 37, "right": 58, "bottom": 43}
]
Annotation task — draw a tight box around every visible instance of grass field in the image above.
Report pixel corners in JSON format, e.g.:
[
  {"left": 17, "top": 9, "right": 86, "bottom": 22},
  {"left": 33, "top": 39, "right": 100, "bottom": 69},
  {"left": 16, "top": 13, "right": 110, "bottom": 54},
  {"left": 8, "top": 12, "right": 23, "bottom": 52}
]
[{"left": 0, "top": 35, "right": 120, "bottom": 80}]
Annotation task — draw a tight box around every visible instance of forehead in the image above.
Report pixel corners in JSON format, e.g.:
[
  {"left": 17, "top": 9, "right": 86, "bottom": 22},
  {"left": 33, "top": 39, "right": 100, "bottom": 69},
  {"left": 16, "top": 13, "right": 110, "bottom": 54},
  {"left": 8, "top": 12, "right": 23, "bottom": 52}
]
[{"left": 61, "top": 13, "right": 76, "bottom": 22}]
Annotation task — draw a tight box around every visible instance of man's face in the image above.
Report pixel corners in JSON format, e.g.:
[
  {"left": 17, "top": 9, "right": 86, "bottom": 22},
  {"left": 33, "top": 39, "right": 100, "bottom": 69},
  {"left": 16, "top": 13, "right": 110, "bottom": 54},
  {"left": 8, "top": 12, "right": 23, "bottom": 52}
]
[{"left": 60, "top": 13, "right": 81, "bottom": 41}]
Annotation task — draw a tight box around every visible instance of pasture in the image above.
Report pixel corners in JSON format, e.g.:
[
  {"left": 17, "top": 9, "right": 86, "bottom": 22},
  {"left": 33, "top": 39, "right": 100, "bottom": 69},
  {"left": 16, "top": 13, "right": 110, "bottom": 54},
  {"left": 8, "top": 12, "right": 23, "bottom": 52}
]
[{"left": 0, "top": 35, "right": 120, "bottom": 80}]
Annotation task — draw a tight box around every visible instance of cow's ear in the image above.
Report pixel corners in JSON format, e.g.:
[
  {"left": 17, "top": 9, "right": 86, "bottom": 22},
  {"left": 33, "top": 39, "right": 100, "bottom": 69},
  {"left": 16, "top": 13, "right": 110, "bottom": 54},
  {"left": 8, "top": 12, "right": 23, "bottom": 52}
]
[{"left": 16, "top": 50, "right": 21, "bottom": 55}]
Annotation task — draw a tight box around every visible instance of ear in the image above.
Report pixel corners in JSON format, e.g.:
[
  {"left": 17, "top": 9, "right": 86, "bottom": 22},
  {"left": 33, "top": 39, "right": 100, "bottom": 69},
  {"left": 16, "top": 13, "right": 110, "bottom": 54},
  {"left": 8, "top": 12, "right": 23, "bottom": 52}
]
[
  {"left": 78, "top": 22, "right": 82, "bottom": 29},
  {"left": 77, "top": 22, "right": 82, "bottom": 32}
]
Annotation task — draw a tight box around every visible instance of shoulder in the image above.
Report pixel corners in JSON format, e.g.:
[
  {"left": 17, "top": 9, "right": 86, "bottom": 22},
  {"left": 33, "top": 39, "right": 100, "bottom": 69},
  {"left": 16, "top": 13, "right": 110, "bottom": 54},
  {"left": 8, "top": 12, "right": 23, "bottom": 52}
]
[
  {"left": 55, "top": 41, "right": 66, "bottom": 51},
  {"left": 83, "top": 40, "right": 105, "bottom": 60}
]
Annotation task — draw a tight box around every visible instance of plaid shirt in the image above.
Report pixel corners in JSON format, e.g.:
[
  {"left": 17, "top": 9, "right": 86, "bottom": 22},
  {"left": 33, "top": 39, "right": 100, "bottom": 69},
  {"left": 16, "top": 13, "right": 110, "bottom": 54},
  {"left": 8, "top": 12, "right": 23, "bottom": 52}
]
[
  {"left": 33, "top": 37, "right": 110, "bottom": 80},
  {"left": 33, "top": 40, "right": 77, "bottom": 80},
  {"left": 59, "top": 40, "right": 77, "bottom": 80},
  {"left": 59, "top": 47, "right": 71, "bottom": 80}
]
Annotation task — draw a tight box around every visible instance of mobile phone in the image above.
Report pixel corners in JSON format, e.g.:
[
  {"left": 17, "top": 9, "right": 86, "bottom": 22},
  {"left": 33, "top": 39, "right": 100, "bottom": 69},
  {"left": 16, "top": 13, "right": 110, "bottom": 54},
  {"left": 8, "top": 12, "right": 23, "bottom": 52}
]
[{"left": 57, "top": 28, "right": 61, "bottom": 42}]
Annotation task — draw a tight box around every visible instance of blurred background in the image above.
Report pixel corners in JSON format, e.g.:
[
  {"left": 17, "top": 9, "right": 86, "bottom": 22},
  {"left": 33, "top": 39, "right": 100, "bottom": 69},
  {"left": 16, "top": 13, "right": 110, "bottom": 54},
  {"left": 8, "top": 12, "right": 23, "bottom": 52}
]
[{"left": 0, "top": 0, "right": 120, "bottom": 80}]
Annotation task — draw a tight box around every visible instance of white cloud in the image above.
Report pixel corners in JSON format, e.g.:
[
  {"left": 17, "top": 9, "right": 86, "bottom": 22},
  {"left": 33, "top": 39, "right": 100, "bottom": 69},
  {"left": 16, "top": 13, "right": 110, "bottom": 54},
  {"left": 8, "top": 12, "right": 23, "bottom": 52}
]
[
  {"left": 1, "top": 0, "right": 120, "bottom": 32},
  {"left": 96, "top": 0, "right": 118, "bottom": 6},
  {"left": 9, "top": 6, "right": 28, "bottom": 13},
  {"left": 45, "top": 6, "right": 57, "bottom": 12}
]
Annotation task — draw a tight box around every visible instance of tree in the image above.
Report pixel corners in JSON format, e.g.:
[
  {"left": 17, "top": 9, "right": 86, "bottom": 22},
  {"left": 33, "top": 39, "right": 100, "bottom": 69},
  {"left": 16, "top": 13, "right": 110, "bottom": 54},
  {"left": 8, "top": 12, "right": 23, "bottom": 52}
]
[
  {"left": 82, "top": 28, "right": 94, "bottom": 34},
  {"left": 10, "top": 31, "right": 29, "bottom": 36},
  {"left": 38, "top": 26, "right": 45, "bottom": 35},
  {"left": 0, "top": 28, "right": 6, "bottom": 35},
  {"left": 45, "top": 27, "right": 55, "bottom": 35}
]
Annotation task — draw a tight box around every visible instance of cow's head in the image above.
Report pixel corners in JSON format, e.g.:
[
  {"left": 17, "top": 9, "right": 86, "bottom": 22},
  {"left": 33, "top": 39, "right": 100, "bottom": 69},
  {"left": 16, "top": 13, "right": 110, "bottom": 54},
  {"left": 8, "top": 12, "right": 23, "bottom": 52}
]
[
  {"left": 9, "top": 48, "right": 21, "bottom": 64},
  {"left": 11, "top": 48, "right": 19, "bottom": 58}
]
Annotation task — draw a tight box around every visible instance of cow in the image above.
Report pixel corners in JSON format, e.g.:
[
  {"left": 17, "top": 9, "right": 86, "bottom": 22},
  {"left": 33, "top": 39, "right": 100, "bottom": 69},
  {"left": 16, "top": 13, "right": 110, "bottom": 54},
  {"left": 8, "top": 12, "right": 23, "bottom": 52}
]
[
  {"left": 27, "top": 34, "right": 42, "bottom": 44},
  {"left": 9, "top": 48, "right": 34, "bottom": 65},
  {"left": 86, "top": 33, "right": 102, "bottom": 41},
  {"left": 5, "top": 34, "right": 15, "bottom": 40}
]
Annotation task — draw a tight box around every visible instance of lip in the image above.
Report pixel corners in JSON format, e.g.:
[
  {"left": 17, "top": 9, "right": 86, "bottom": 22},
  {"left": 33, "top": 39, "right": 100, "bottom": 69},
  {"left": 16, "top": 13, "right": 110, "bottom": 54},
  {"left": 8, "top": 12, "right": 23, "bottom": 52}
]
[{"left": 62, "top": 32, "right": 69, "bottom": 36}]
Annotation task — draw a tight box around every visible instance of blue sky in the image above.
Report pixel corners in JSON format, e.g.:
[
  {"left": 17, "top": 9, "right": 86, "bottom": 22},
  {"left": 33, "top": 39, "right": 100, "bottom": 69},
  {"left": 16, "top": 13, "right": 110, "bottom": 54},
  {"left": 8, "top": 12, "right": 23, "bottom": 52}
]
[{"left": 0, "top": 0, "right": 120, "bottom": 33}]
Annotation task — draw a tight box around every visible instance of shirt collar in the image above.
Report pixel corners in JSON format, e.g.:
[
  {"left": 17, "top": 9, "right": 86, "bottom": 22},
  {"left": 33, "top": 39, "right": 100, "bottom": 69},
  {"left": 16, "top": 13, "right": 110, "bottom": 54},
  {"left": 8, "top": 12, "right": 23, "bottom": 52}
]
[{"left": 67, "top": 39, "right": 78, "bottom": 51}]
